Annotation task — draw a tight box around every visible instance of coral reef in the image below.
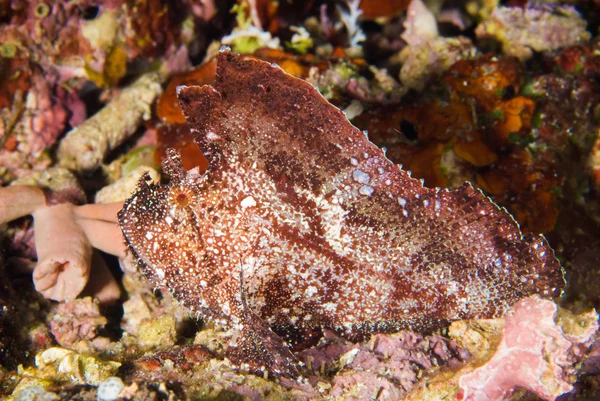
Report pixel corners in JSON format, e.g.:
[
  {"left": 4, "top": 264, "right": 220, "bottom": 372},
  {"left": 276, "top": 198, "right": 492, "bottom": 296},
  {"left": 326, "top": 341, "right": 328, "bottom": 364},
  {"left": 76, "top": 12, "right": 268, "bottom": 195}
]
[
  {"left": 404, "top": 296, "right": 598, "bottom": 401},
  {"left": 0, "top": 61, "right": 72, "bottom": 183},
  {"left": 1, "top": 0, "right": 599, "bottom": 399},
  {"left": 476, "top": 5, "right": 590, "bottom": 60},
  {"left": 300, "top": 330, "right": 470, "bottom": 399},
  {"left": 396, "top": 0, "right": 474, "bottom": 91}
]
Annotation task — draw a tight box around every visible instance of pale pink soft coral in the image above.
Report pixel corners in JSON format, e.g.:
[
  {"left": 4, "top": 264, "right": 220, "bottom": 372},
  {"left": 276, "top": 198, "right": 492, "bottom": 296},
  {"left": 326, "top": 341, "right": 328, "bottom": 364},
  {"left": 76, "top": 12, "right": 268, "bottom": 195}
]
[
  {"left": 458, "top": 296, "right": 599, "bottom": 401},
  {"left": 0, "top": 185, "right": 125, "bottom": 303}
]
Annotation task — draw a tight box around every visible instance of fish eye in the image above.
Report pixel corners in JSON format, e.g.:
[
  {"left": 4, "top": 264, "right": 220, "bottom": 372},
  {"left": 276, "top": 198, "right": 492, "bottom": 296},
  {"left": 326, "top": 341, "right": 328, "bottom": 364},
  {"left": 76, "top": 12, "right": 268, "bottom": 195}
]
[
  {"left": 176, "top": 192, "right": 188, "bottom": 204},
  {"left": 168, "top": 186, "right": 195, "bottom": 210}
]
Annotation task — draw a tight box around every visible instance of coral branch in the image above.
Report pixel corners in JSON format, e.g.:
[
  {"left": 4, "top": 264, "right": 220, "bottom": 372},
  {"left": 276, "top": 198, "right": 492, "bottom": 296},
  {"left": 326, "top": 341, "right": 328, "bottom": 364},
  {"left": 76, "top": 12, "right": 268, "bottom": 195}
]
[
  {"left": 57, "top": 72, "right": 163, "bottom": 172},
  {"left": 10, "top": 167, "right": 86, "bottom": 206}
]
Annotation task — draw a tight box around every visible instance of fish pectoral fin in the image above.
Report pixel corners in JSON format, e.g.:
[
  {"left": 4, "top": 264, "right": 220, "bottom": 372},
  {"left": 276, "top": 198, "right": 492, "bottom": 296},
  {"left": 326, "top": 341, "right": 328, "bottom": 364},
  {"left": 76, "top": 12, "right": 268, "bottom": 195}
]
[{"left": 226, "top": 311, "right": 302, "bottom": 379}]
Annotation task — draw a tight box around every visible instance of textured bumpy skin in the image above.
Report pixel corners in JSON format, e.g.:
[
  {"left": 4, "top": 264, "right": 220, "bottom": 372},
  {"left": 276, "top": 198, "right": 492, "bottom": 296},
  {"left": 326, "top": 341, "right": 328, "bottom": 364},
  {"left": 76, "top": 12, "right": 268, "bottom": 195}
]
[{"left": 118, "top": 51, "right": 565, "bottom": 378}]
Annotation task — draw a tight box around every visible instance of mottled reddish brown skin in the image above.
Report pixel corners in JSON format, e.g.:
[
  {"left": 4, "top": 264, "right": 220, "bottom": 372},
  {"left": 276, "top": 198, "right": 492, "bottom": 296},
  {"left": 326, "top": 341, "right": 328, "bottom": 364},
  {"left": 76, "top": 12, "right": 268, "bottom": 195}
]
[{"left": 118, "top": 51, "right": 565, "bottom": 378}]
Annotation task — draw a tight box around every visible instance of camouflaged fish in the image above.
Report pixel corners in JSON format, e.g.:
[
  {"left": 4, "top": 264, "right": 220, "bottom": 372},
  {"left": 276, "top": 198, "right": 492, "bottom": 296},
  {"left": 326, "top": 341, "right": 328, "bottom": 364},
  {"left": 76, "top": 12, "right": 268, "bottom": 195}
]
[{"left": 118, "top": 51, "right": 564, "bottom": 378}]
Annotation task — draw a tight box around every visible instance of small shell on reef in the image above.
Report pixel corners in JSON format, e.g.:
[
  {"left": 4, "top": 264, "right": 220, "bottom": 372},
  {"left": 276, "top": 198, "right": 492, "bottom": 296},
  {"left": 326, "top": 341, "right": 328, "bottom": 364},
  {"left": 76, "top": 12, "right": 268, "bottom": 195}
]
[
  {"left": 97, "top": 377, "right": 125, "bottom": 401},
  {"left": 35, "top": 347, "right": 121, "bottom": 386},
  {"left": 13, "top": 385, "right": 59, "bottom": 401}
]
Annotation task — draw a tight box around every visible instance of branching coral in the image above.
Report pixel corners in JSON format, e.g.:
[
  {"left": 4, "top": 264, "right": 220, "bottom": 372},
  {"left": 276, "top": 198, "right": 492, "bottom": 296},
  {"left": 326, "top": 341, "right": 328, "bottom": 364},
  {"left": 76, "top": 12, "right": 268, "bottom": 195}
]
[
  {"left": 337, "top": 0, "right": 366, "bottom": 48},
  {"left": 221, "top": 2, "right": 280, "bottom": 54}
]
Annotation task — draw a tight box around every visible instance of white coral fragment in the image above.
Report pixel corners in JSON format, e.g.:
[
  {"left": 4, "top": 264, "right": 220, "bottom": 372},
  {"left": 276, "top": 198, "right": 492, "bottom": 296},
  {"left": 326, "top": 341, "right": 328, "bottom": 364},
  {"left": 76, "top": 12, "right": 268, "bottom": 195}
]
[{"left": 337, "top": 0, "right": 366, "bottom": 48}]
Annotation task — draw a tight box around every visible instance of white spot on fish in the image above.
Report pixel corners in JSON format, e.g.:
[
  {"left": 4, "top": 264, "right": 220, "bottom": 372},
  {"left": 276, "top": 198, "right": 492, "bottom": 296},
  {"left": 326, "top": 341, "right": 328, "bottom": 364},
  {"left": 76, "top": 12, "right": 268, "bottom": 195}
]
[
  {"left": 206, "top": 131, "right": 221, "bottom": 140},
  {"left": 305, "top": 286, "right": 318, "bottom": 297},
  {"left": 353, "top": 170, "right": 370, "bottom": 185},
  {"left": 240, "top": 196, "right": 257, "bottom": 209},
  {"left": 359, "top": 186, "right": 374, "bottom": 196}
]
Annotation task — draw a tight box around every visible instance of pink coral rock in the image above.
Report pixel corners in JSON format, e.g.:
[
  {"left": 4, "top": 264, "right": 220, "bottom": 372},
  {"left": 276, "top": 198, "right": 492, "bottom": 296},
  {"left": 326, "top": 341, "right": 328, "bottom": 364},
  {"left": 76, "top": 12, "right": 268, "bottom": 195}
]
[
  {"left": 49, "top": 297, "right": 107, "bottom": 347},
  {"left": 296, "top": 329, "right": 470, "bottom": 400},
  {"left": 458, "top": 296, "right": 599, "bottom": 401}
]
